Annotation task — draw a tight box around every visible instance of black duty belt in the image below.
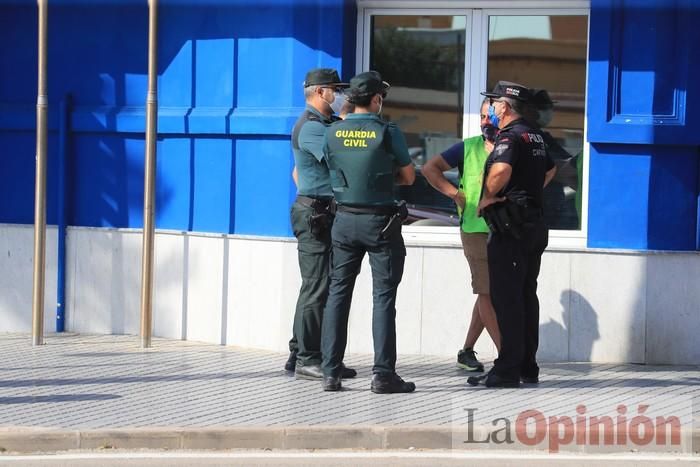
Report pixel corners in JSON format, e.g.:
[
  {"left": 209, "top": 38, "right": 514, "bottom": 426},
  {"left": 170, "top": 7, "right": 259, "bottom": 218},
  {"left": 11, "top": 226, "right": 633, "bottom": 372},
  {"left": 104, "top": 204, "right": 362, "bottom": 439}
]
[
  {"left": 296, "top": 195, "right": 332, "bottom": 209},
  {"left": 337, "top": 204, "right": 397, "bottom": 215}
]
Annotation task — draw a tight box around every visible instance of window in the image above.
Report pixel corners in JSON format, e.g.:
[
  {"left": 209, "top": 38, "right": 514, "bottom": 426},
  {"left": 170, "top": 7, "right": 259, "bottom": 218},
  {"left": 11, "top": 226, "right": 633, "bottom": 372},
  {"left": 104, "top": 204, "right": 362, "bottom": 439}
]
[
  {"left": 370, "top": 15, "right": 466, "bottom": 227},
  {"left": 360, "top": 4, "right": 589, "bottom": 245},
  {"left": 487, "top": 15, "right": 588, "bottom": 230}
]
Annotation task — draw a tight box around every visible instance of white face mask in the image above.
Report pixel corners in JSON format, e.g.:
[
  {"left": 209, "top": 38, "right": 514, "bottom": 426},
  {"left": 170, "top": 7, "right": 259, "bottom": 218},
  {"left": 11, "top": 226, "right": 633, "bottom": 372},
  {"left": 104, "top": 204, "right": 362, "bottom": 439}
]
[
  {"left": 323, "top": 91, "right": 345, "bottom": 115},
  {"left": 376, "top": 96, "right": 383, "bottom": 116}
]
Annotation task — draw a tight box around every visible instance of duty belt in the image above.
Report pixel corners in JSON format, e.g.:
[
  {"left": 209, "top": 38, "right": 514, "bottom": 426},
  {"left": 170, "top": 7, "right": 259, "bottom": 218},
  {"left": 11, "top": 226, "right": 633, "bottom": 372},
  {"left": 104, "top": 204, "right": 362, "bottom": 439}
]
[
  {"left": 337, "top": 204, "right": 398, "bottom": 215},
  {"left": 296, "top": 195, "right": 333, "bottom": 210}
]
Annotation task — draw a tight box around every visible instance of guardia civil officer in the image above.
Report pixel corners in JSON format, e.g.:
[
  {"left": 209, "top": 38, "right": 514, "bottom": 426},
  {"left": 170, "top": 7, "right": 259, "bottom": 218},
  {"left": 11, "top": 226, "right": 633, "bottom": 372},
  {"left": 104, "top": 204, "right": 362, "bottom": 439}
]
[
  {"left": 473, "top": 81, "right": 556, "bottom": 388},
  {"left": 287, "top": 68, "right": 356, "bottom": 381},
  {"left": 320, "top": 71, "right": 416, "bottom": 393}
]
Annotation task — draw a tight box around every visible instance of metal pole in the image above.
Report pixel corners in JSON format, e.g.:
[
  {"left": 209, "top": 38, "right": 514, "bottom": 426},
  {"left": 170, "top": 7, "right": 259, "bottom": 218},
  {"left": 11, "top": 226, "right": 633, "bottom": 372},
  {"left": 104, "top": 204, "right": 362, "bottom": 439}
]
[
  {"left": 56, "top": 94, "right": 71, "bottom": 333},
  {"left": 140, "top": 0, "right": 158, "bottom": 348},
  {"left": 31, "top": 0, "right": 48, "bottom": 346}
]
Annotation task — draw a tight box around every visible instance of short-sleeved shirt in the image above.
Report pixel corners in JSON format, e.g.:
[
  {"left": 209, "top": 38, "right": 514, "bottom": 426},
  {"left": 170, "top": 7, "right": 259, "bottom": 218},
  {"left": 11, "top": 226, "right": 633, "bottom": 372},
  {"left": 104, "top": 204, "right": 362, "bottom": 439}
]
[
  {"left": 484, "top": 118, "right": 555, "bottom": 208},
  {"left": 291, "top": 105, "right": 338, "bottom": 198},
  {"left": 441, "top": 140, "right": 466, "bottom": 170}
]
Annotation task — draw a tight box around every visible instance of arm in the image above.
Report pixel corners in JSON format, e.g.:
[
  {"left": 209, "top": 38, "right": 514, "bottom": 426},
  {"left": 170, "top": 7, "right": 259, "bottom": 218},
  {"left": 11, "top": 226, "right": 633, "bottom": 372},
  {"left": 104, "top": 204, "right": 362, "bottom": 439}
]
[
  {"left": 385, "top": 122, "right": 415, "bottom": 186},
  {"left": 544, "top": 165, "right": 556, "bottom": 187},
  {"left": 395, "top": 163, "right": 415, "bottom": 186},
  {"left": 477, "top": 162, "right": 511, "bottom": 214},
  {"left": 423, "top": 155, "right": 464, "bottom": 209},
  {"left": 292, "top": 166, "right": 298, "bottom": 187},
  {"left": 298, "top": 121, "right": 327, "bottom": 162}
]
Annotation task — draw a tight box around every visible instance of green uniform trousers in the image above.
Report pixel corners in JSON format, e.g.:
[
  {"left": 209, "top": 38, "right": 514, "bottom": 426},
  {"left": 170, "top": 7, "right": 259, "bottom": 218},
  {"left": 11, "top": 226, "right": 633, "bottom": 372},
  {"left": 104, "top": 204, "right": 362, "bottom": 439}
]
[
  {"left": 290, "top": 202, "right": 332, "bottom": 366},
  {"left": 321, "top": 211, "right": 406, "bottom": 377}
]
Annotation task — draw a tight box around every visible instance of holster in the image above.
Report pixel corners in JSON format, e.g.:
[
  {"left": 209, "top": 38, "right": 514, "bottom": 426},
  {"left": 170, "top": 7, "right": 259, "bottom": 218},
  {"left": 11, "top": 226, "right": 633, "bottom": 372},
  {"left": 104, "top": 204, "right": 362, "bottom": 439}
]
[
  {"left": 482, "top": 193, "right": 543, "bottom": 239},
  {"left": 305, "top": 199, "right": 335, "bottom": 240},
  {"left": 379, "top": 201, "right": 407, "bottom": 240}
]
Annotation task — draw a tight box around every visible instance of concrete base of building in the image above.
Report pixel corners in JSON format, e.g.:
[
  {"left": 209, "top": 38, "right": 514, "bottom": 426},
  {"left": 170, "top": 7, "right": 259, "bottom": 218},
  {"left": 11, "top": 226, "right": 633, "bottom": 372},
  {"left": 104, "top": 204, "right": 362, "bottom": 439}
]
[{"left": 1, "top": 225, "right": 699, "bottom": 364}]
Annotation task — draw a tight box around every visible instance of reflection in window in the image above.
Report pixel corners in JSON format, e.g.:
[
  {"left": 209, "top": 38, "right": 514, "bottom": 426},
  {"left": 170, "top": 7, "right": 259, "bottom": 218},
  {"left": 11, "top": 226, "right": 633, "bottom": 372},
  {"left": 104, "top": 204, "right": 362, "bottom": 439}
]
[
  {"left": 370, "top": 15, "right": 465, "bottom": 226},
  {"left": 488, "top": 15, "right": 588, "bottom": 230}
]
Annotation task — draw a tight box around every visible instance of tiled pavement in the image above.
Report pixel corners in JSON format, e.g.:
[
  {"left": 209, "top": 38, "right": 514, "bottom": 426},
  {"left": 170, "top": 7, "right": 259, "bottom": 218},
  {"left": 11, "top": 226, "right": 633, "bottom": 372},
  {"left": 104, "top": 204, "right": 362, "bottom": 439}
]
[{"left": 0, "top": 333, "right": 698, "bottom": 454}]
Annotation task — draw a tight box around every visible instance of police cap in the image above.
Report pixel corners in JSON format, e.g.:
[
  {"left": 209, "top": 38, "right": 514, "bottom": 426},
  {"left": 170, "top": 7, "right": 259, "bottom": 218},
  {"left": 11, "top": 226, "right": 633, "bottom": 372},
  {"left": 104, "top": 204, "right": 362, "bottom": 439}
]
[
  {"left": 303, "top": 68, "right": 349, "bottom": 88},
  {"left": 530, "top": 88, "right": 557, "bottom": 110},
  {"left": 346, "top": 71, "right": 390, "bottom": 98},
  {"left": 481, "top": 80, "right": 531, "bottom": 102}
]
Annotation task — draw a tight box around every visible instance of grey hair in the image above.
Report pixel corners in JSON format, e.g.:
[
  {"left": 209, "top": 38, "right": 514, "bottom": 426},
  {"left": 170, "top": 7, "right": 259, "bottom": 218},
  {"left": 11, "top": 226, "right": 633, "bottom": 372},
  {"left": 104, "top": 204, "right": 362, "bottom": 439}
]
[
  {"left": 501, "top": 96, "right": 526, "bottom": 117},
  {"left": 304, "top": 85, "right": 319, "bottom": 101}
]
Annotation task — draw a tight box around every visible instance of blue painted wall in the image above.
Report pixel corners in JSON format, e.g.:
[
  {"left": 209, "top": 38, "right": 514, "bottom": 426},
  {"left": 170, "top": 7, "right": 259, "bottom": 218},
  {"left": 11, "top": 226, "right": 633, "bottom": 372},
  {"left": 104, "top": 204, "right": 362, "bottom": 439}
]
[
  {"left": 0, "top": 0, "right": 356, "bottom": 236},
  {"left": 587, "top": 0, "right": 700, "bottom": 250},
  {"left": 2, "top": 0, "right": 698, "bottom": 250}
]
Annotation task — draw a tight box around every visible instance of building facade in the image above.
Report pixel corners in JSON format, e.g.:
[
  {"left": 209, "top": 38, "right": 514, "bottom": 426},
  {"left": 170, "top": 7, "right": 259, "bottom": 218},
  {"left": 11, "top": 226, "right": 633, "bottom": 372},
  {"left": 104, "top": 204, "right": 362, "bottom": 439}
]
[{"left": 0, "top": 0, "right": 698, "bottom": 364}]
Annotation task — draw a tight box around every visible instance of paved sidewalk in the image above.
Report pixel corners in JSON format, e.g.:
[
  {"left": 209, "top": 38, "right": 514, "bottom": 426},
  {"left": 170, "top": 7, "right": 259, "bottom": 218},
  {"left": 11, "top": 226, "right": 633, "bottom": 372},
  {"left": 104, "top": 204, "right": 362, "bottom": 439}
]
[{"left": 0, "top": 334, "right": 698, "bottom": 455}]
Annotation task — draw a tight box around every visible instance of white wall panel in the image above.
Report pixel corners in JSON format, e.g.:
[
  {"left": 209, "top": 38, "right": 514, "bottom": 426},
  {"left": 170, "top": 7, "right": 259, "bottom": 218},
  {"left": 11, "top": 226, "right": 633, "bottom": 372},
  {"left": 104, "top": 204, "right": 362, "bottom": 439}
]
[
  {"left": 0, "top": 225, "right": 57, "bottom": 333},
  {"left": 570, "top": 253, "right": 646, "bottom": 363},
  {"left": 153, "top": 233, "right": 185, "bottom": 340},
  {"left": 646, "top": 254, "right": 700, "bottom": 365},
  {"left": 69, "top": 228, "right": 140, "bottom": 335},
  {"left": 537, "top": 252, "right": 572, "bottom": 362},
  {"left": 3, "top": 226, "right": 698, "bottom": 365},
  {"left": 185, "top": 235, "right": 225, "bottom": 344}
]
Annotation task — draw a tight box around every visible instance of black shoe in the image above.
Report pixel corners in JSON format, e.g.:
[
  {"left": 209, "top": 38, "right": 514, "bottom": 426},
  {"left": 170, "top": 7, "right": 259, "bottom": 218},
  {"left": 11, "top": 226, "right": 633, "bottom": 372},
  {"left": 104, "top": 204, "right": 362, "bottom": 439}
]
[
  {"left": 457, "top": 348, "right": 484, "bottom": 372},
  {"left": 371, "top": 373, "right": 416, "bottom": 394},
  {"left": 341, "top": 363, "right": 357, "bottom": 379},
  {"left": 323, "top": 375, "right": 342, "bottom": 392},
  {"left": 484, "top": 372, "right": 520, "bottom": 388},
  {"left": 520, "top": 375, "right": 539, "bottom": 384},
  {"left": 467, "top": 372, "right": 489, "bottom": 386},
  {"left": 295, "top": 364, "right": 323, "bottom": 380},
  {"left": 285, "top": 350, "right": 297, "bottom": 373}
]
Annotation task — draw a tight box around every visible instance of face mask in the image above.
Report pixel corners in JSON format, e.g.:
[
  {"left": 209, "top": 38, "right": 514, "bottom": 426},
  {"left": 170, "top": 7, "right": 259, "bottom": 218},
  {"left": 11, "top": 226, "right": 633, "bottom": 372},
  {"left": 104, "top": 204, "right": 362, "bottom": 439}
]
[
  {"left": 487, "top": 104, "right": 500, "bottom": 128},
  {"left": 536, "top": 108, "right": 553, "bottom": 128},
  {"left": 376, "top": 96, "right": 383, "bottom": 116},
  {"left": 481, "top": 123, "right": 497, "bottom": 142},
  {"left": 329, "top": 92, "right": 345, "bottom": 115}
]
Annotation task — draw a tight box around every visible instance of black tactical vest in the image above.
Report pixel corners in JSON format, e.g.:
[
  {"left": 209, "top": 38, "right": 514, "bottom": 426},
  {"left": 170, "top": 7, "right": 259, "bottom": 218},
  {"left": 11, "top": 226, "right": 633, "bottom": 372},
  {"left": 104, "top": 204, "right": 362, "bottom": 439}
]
[{"left": 325, "top": 117, "right": 395, "bottom": 206}]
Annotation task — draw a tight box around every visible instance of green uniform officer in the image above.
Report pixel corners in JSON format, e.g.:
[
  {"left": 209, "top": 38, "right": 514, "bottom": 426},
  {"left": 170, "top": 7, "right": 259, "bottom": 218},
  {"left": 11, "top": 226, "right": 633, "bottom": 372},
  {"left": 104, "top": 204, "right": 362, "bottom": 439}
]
[
  {"left": 320, "top": 71, "right": 416, "bottom": 393},
  {"left": 288, "top": 68, "right": 356, "bottom": 381}
]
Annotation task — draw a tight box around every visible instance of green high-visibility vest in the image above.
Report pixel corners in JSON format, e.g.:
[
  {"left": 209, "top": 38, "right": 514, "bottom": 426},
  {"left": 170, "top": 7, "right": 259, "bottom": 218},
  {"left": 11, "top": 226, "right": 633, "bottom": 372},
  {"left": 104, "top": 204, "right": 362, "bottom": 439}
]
[
  {"left": 325, "top": 118, "right": 395, "bottom": 206},
  {"left": 458, "top": 136, "right": 490, "bottom": 233}
]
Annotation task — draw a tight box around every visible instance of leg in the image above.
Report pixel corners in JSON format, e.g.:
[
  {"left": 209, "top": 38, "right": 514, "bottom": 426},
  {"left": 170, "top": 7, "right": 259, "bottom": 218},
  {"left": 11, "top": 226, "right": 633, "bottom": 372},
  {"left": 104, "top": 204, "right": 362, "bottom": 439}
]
[
  {"left": 521, "top": 222, "right": 548, "bottom": 378},
  {"left": 321, "top": 213, "right": 364, "bottom": 378},
  {"left": 461, "top": 232, "right": 500, "bottom": 351},
  {"left": 476, "top": 294, "right": 501, "bottom": 352},
  {"left": 488, "top": 232, "right": 527, "bottom": 381},
  {"left": 290, "top": 203, "right": 331, "bottom": 366},
  {"left": 365, "top": 214, "right": 406, "bottom": 375},
  {"left": 463, "top": 300, "right": 484, "bottom": 349}
]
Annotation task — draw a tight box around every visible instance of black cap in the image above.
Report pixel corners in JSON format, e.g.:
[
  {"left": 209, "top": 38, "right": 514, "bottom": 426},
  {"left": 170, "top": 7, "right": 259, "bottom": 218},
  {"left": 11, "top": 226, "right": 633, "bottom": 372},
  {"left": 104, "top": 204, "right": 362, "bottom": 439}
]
[
  {"left": 346, "top": 71, "right": 390, "bottom": 98},
  {"left": 530, "top": 88, "right": 557, "bottom": 110},
  {"left": 481, "top": 80, "right": 531, "bottom": 102},
  {"left": 303, "top": 68, "right": 349, "bottom": 88}
]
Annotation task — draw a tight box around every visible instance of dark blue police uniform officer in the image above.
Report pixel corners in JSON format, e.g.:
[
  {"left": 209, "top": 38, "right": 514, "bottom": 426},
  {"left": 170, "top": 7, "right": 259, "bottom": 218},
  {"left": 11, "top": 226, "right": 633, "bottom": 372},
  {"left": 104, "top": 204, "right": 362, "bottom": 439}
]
[
  {"left": 288, "top": 68, "right": 356, "bottom": 381},
  {"left": 320, "top": 71, "right": 417, "bottom": 393},
  {"left": 474, "top": 81, "right": 556, "bottom": 388}
]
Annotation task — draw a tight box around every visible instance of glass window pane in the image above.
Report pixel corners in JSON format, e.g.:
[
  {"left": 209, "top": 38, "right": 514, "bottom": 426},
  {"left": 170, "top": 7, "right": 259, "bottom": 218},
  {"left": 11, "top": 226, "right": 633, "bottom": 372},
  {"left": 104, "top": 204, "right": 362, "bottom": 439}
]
[
  {"left": 370, "top": 15, "right": 466, "bottom": 226},
  {"left": 488, "top": 15, "right": 588, "bottom": 230}
]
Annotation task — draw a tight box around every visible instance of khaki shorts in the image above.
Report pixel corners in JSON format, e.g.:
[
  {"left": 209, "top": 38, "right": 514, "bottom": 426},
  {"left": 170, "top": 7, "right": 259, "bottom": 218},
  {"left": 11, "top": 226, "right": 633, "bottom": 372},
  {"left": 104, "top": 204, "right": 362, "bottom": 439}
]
[{"left": 460, "top": 231, "right": 490, "bottom": 295}]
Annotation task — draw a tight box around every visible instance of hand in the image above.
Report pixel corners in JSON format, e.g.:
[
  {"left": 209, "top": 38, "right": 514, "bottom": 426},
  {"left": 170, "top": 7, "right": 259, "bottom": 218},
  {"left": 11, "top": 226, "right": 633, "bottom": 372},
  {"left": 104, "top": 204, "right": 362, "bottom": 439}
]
[
  {"left": 477, "top": 196, "right": 505, "bottom": 216},
  {"left": 451, "top": 190, "right": 466, "bottom": 210}
]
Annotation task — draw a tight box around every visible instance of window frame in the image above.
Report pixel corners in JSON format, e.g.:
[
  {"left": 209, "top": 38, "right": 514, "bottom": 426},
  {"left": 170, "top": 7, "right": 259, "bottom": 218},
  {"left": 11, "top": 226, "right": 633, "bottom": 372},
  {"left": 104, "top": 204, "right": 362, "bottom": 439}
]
[{"left": 356, "top": 1, "right": 591, "bottom": 249}]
